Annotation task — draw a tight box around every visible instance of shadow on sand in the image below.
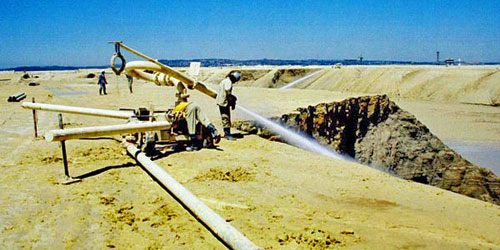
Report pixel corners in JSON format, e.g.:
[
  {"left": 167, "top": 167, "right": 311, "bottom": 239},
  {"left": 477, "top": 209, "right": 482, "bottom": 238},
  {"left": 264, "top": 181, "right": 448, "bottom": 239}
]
[
  {"left": 66, "top": 132, "right": 250, "bottom": 182},
  {"left": 71, "top": 162, "right": 136, "bottom": 181}
]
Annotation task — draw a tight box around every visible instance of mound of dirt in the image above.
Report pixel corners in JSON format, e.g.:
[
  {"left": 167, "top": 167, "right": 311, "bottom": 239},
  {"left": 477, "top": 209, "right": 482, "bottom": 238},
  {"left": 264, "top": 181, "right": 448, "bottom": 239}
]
[
  {"left": 239, "top": 70, "right": 271, "bottom": 84},
  {"left": 194, "top": 167, "right": 255, "bottom": 182},
  {"left": 271, "top": 69, "right": 314, "bottom": 88},
  {"left": 277, "top": 228, "right": 344, "bottom": 248},
  {"left": 234, "top": 95, "right": 500, "bottom": 205}
]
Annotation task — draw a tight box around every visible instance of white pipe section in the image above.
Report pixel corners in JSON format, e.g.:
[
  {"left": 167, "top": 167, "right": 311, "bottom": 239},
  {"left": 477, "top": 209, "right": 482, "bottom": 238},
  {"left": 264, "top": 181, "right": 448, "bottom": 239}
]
[
  {"left": 125, "top": 61, "right": 176, "bottom": 86},
  {"left": 113, "top": 42, "right": 217, "bottom": 98},
  {"left": 45, "top": 121, "right": 171, "bottom": 142},
  {"left": 126, "top": 145, "right": 261, "bottom": 250},
  {"left": 124, "top": 61, "right": 218, "bottom": 98},
  {"left": 22, "top": 102, "right": 133, "bottom": 120}
]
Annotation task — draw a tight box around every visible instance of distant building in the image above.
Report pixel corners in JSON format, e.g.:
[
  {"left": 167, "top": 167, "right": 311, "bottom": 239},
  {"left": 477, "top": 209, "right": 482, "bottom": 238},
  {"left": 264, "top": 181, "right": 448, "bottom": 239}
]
[
  {"left": 343, "top": 59, "right": 358, "bottom": 65},
  {"left": 444, "top": 58, "right": 454, "bottom": 66}
]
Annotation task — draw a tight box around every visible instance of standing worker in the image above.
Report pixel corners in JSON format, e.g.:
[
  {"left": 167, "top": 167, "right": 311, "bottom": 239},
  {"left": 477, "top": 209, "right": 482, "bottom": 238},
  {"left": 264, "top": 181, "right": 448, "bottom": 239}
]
[
  {"left": 125, "top": 73, "right": 133, "bottom": 93},
  {"left": 216, "top": 71, "right": 241, "bottom": 140},
  {"left": 97, "top": 70, "right": 108, "bottom": 95}
]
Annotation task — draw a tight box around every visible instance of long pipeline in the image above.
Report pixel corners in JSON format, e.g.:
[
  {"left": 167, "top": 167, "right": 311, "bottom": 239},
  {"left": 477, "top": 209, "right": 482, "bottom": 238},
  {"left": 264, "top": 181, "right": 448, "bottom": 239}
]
[
  {"left": 126, "top": 144, "right": 261, "bottom": 250},
  {"left": 22, "top": 102, "right": 133, "bottom": 120},
  {"left": 45, "top": 121, "right": 171, "bottom": 142}
]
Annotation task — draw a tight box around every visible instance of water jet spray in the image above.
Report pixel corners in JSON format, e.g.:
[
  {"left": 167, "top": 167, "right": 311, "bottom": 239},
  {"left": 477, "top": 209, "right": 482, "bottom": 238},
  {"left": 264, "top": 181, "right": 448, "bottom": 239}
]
[
  {"left": 236, "top": 106, "right": 346, "bottom": 160},
  {"left": 279, "top": 68, "right": 326, "bottom": 90}
]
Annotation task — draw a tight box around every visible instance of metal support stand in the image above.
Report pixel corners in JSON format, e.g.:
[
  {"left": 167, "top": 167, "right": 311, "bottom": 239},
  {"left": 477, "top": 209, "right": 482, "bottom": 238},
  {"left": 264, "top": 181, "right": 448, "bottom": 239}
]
[
  {"left": 32, "top": 98, "right": 38, "bottom": 137},
  {"left": 58, "top": 113, "right": 70, "bottom": 177},
  {"left": 57, "top": 114, "right": 81, "bottom": 185}
]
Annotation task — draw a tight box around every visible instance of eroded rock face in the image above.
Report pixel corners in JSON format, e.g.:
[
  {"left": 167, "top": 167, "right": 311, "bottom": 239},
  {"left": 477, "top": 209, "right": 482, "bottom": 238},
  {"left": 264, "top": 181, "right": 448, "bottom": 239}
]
[{"left": 234, "top": 95, "right": 500, "bottom": 205}]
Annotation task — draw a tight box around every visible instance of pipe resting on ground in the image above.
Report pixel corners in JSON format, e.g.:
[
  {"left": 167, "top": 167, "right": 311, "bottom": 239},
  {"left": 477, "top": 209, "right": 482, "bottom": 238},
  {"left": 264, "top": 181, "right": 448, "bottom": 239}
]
[{"left": 126, "top": 145, "right": 261, "bottom": 250}]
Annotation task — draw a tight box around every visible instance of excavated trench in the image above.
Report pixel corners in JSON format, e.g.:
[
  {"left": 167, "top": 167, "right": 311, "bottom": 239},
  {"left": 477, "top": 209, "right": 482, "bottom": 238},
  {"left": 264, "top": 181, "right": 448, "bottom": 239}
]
[{"left": 234, "top": 95, "right": 500, "bottom": 205}]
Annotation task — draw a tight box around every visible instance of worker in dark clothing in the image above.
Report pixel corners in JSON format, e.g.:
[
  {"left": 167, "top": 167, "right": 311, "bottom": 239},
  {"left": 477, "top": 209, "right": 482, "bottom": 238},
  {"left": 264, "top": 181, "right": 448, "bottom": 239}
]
[
  {"left": 216, "top": 71, "right": 241, "bottom": 140},
  {"left": 98, "top": 70, "right": 108, "bottom": 95},
  {"left": 125, "top": 73, "right": 133, "bottom": 93}
]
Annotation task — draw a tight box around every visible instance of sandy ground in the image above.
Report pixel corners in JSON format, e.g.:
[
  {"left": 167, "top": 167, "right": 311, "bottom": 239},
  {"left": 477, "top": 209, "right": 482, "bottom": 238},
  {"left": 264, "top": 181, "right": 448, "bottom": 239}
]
[{"left": 1, "top": 68, "right": 499, "bottom": 249}]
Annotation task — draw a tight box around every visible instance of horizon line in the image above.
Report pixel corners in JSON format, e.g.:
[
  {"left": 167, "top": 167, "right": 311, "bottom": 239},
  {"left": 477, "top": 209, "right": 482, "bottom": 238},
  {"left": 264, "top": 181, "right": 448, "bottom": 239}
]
[{"left": 2, "top": 58, "right": 499, "bottom": 71}]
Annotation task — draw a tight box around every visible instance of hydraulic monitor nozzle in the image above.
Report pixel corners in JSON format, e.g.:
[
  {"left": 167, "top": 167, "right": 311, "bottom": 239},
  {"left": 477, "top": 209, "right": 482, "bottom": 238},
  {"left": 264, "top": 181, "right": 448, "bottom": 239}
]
[{"left": 108, "top": 42, "right": 217, "bottom": 99}]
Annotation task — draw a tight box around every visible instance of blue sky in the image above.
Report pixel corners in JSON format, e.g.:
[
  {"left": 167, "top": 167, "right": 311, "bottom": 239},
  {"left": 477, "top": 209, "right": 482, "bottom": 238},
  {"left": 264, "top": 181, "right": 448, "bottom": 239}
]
[{"left": 0, "top": 0, "right": 498, "bottom": 67}]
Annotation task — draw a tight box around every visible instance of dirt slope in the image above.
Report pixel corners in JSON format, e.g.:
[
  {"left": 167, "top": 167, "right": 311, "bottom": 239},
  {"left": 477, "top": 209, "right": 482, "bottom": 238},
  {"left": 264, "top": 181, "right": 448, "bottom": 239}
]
[
  {"left": 196, "top": 66, "right": 500, "bottom": 105},
  {"left": 235, "top": 95, "right": 500, "bottom": 205},
  {"left": 299, "top": 66, "right": 500, "bottom": 105}
]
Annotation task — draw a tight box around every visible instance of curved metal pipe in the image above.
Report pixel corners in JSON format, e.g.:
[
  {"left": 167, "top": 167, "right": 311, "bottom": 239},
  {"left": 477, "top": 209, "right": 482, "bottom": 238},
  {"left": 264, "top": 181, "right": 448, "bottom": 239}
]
[
  {"left": 112, "top": 42, "right": 218, "bottom": 98},
  {"left": 124, "top": 61, "right": 176, "bottom": 86},
  {"left": 124, "top": 61, "right": 217, "bottom": 98}
]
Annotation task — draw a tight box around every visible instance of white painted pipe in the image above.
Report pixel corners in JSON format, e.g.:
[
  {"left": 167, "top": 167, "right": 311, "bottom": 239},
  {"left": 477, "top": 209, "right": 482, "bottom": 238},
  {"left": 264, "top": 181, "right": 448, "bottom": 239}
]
[
  {"left": 113, "top": 43, "right": 217, "bottom": 98},
  {"left": 45, "top": 121, "right": 171, "bottom": 142},
  {"left": 124, "top": 61, "right": 218, "bottom": 98},
  {"left": 117, "top": 42, "right": 197, "bottom": 86},
  {"left": 126, "top": 145, "right": 261, "bottom": 250},
  {"left": 22, "top": 102, "right": 133, "bottom": 120}
]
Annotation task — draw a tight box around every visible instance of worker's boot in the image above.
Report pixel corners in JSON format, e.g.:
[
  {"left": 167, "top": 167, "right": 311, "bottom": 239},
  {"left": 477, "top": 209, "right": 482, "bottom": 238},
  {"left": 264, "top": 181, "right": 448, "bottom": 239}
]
[
  {"left": 186, "top": 135, "right": 200, "bottom": 151},
  {"left": 207, "top": 124, "right": 221, "bottom": 144},
  {"left": 223, "top": 128, "right": 236, "bottom": 141}
]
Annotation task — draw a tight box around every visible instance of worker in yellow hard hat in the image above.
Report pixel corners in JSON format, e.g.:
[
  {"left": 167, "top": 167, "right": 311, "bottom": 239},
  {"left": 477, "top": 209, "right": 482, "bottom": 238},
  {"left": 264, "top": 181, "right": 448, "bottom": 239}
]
[{"left": 172, "top": 101, "right": 220, "bottom": 151}]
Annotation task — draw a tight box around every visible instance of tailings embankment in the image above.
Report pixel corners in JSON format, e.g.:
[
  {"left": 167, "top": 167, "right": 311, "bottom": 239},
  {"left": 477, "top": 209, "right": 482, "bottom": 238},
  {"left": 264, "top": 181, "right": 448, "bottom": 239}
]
[{"left": 200, "top": 66, "right": 500, "bottom": 105}]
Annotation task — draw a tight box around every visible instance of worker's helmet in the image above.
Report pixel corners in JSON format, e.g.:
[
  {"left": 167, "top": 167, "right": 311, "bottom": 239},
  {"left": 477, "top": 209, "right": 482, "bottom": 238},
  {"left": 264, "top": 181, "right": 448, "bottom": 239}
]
[{"left": 229, "top": 71, "right": 241, "bottom": 83}]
